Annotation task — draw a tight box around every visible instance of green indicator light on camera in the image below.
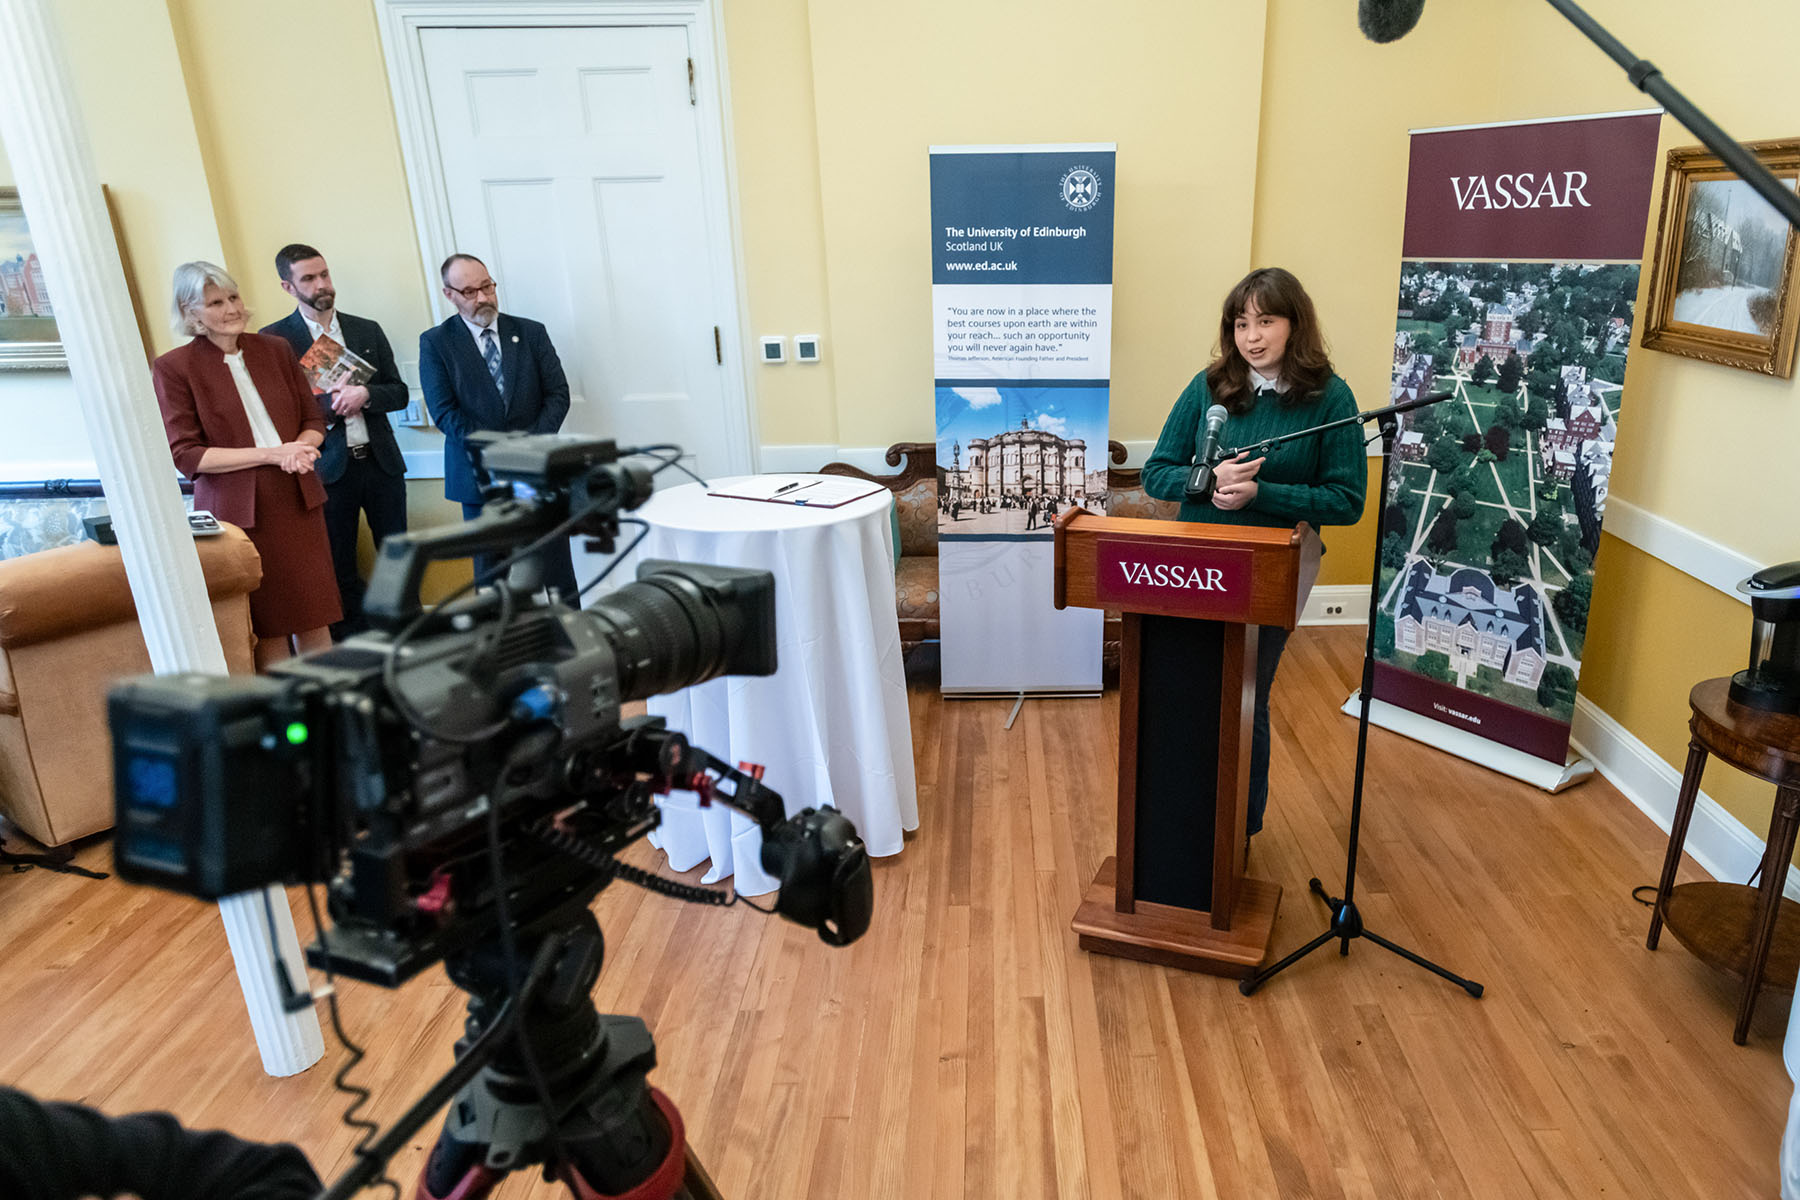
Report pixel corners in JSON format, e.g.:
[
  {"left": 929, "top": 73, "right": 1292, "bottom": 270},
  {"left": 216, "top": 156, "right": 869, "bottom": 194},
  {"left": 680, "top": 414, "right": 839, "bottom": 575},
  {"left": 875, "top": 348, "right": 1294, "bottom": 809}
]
[{"left": 285, "top": 722, "right": 309, "bottom": 746}]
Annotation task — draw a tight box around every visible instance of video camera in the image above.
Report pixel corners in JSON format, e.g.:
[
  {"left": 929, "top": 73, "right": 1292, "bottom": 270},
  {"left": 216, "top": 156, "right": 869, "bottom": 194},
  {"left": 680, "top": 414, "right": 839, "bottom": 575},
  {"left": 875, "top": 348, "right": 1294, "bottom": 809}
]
[{"left": 107, "top": 432, "right": 874, "bottom": 989}]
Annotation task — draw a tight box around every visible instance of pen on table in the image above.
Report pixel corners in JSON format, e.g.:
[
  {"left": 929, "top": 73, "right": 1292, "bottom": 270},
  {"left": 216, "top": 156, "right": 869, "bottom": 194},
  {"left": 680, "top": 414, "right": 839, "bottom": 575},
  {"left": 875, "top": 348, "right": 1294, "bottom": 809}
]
[{"left": 772, "top": 480, "right": 804, "bottom": 496}]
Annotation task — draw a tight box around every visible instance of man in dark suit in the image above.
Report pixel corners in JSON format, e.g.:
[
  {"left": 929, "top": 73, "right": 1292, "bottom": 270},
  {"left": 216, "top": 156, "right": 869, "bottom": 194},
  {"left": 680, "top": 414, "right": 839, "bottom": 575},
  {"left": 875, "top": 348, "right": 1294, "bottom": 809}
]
[
  {"left": 260, "top": 243, "right": 409, "bottom": 638},
  {"left": 418, "top": 252, "right": 578, "bottom": 598}
]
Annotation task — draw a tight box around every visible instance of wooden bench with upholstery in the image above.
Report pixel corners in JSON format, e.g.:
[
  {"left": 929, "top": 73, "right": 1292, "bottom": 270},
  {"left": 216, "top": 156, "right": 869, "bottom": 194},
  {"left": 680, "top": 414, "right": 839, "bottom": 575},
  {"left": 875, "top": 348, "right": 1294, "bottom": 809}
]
[{"left": 820, "top": 441, "right": 1179, "bottom": 672}]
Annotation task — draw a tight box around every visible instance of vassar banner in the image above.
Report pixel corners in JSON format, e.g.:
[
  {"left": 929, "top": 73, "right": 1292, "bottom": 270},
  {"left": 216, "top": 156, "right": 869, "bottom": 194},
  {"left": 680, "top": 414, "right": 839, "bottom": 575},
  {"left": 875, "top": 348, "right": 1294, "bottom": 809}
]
[
  {"left": 1372, "top": 111, "right": 1661, "bottom": 772},
  {"left": 930, "top": 145, "right": 1116, "bottom": 695}
]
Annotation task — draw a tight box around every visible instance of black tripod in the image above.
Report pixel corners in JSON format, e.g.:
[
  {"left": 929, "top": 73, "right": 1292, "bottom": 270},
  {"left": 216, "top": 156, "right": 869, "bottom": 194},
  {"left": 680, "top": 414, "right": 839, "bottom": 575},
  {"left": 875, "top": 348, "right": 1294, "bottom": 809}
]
[
  {"left": 1235, "top": 401, "right": 1483, "bottom": 1000},
  {"left": 321, "top": 901, "right": 722, "bottom": 1200}
]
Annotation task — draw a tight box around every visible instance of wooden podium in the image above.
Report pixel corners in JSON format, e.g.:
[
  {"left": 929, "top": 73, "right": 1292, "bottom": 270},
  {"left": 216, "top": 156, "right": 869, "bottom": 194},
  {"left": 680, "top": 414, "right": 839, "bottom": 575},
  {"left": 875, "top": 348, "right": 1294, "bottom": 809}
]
[{"left": 1053, "top": 508, "right": 1322, "bottom": 976}]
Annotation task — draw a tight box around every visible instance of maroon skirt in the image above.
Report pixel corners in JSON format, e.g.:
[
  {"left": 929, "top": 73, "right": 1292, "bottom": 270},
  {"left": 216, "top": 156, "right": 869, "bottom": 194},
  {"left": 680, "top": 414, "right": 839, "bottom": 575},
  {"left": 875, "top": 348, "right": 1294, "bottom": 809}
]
[{"left": 242, "top": 464, "right": 341, "bottom": 637}]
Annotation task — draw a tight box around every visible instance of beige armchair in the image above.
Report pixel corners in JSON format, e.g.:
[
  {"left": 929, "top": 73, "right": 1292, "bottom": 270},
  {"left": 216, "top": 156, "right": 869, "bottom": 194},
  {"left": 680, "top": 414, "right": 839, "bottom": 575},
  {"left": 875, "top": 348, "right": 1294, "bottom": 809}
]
[{"left": 0, "top": 526, "right": 261, "bottom": 845}]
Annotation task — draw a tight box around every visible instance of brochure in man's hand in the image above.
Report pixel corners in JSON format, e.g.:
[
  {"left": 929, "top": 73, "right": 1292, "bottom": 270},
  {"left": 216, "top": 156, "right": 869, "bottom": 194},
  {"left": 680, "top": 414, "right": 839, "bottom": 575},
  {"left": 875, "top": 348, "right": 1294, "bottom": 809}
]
[
  {"left": 708, "top": 475, "right": 885, "bottom": 508},
  {"left": 299, "top": 333, "right": 375, "bottom": 393}
]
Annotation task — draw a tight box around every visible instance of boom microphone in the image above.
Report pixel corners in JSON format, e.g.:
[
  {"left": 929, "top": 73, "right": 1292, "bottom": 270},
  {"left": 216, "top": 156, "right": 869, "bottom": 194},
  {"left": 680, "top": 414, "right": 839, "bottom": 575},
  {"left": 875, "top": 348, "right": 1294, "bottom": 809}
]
[
  {"left": 1185, "top": 404, "right": 1229, "bottom": 504},
  {"left": 1357, "top": 0, "right": 1426, "bottom": 43}
]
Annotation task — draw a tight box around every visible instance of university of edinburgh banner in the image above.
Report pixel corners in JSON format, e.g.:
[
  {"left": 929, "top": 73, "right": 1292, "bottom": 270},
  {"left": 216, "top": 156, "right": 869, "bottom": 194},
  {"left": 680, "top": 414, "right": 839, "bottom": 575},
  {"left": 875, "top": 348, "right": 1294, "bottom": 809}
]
[
  {"left": 1373, "top": 112, "right": 1661, "bottom": 764},
  {"left": 929, "top": 145, "right": 1116, "bottom": 694}
]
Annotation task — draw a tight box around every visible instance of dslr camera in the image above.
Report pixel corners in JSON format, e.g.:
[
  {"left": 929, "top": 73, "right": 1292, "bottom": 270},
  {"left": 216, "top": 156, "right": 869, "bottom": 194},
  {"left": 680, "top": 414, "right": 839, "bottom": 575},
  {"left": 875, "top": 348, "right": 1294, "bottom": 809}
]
[{"left": 107, "top": 432, "right": 874, "bottom": 987}]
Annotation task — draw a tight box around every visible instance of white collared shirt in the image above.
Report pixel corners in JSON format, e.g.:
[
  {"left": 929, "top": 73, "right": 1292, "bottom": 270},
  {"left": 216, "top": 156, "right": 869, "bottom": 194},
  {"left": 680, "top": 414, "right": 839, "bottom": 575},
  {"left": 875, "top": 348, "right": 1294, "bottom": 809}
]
[
  {"left": 221, "top": 351, "right": 283, "bottom": 450},
  {"left": 300, "top": 308, "right": 369, "bottom": 447},
  {"left": 1248, "top": 366, "right": 1285, "bottom": 395},
  {"left": 462, "top": 314, "right": 503, "bottom": 357}
]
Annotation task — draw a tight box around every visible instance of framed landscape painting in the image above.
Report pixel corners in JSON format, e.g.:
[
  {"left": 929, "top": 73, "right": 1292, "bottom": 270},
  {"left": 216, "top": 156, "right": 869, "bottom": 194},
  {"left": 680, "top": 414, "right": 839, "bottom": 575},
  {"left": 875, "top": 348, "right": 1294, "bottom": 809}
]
[
  {"left": 0, "top": 188, "right": 64, "bottom": 369},
  {"left": 1642, "top": 139, "right": 1800, "bottom": 377}
]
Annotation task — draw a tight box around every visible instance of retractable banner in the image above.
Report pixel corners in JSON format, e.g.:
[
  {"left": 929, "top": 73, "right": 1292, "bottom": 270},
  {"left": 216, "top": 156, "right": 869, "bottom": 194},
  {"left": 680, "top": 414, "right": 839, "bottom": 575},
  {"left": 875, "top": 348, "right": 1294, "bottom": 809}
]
[
  {"left": 1372, "top": 111, "right": 1661, "bottom": 779},
  {"left": 929, "top": 144, "right": 1116, "bottom": 694}
]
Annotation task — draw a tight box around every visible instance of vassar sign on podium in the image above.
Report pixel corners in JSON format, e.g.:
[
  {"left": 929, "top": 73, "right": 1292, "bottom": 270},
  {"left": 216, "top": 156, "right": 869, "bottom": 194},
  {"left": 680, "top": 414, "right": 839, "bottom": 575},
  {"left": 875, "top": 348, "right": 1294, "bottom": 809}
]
[{"left": 1055, "top": 509, "right": 1321, "bottom": 975}]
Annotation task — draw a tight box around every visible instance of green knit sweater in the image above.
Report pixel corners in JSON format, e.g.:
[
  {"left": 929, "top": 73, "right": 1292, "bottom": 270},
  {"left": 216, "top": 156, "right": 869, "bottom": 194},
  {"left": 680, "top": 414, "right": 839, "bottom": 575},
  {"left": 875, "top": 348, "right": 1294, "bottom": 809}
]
[{"left": 1140, "top": 370, "right": 1367, "bottom": 530}]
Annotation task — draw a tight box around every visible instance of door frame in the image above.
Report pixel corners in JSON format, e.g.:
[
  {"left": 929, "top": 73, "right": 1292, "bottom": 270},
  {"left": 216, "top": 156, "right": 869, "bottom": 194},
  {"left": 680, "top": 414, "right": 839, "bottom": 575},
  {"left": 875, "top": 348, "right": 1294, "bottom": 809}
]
[{"left": 375, "top": 0, "right": 758, "bottom": 475}]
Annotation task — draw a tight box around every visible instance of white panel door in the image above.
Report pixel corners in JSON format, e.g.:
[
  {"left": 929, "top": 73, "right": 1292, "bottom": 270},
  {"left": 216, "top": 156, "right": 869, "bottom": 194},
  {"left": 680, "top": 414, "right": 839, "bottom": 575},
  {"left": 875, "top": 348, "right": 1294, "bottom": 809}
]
[{"left": 420, "top": 25, "right": 739, "bottom": 476}]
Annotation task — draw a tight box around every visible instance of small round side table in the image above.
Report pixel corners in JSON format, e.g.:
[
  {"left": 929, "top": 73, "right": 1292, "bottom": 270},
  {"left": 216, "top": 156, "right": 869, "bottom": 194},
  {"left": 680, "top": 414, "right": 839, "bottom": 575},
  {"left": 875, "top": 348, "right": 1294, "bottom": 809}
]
[{"left": 1647, "top": 676, "right": 1800, "bottom": 1044}]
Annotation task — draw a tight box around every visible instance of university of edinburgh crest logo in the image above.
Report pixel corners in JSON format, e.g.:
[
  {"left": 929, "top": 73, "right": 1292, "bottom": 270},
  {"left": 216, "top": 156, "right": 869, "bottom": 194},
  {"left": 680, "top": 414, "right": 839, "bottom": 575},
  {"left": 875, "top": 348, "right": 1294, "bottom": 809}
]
[{"left": 1060, "top": 165, "right": 1101, "bottom": 211}]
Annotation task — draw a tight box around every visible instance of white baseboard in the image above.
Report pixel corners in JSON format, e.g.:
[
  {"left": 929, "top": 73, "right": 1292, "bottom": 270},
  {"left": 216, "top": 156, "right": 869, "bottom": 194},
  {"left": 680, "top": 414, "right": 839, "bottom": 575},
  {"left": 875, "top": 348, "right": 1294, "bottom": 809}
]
[
  {"left": 1602, "top": 497, "right": 1756, "bottom": 607},
  {"left": 401, "top": 449, "right": 445, "bottom": 480},
  {"left": 1571, "top": 694, "right": 1800, "bottom": 899},
  {"left": 1302, "top": 584, "right": 1368, "bottom": 626}
]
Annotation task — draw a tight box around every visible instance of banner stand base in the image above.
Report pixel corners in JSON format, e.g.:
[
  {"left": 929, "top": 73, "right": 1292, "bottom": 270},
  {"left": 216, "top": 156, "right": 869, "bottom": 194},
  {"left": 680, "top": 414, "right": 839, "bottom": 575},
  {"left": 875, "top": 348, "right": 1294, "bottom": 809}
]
[
  {"left": 1342, "top": 690, "right": 1595, "bottom": 794},
  {"left": 943, "top": 688, "right": 1103, "bottom": 700}
]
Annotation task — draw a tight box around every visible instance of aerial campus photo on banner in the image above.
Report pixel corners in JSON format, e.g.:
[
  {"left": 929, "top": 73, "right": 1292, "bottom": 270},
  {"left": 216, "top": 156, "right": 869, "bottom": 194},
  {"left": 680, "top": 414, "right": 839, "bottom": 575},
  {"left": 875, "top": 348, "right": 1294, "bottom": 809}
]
[{"left": 1378, "top": 258, "right": 1636, "bottom": 742}]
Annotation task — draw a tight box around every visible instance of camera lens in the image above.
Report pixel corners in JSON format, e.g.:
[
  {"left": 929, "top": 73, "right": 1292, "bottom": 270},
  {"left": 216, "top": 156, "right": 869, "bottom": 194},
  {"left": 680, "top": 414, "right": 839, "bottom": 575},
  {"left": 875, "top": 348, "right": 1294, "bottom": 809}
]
[{"left": 581, "top": 562, "right": 774, "bottom": 702}]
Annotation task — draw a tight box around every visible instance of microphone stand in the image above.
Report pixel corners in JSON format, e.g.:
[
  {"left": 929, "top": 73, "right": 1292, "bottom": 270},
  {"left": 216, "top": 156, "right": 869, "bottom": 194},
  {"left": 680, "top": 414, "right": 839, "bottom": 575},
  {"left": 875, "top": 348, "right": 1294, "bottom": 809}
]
[
  {"left": 1238, "top": 389, "right": 1483, "bottom": 999},
  {"left": 1198, "top": 390, "right": 1454, "bottom": 469},
  {"left": 1544, "top": 0, "right": 1800, "bottom": 233}
]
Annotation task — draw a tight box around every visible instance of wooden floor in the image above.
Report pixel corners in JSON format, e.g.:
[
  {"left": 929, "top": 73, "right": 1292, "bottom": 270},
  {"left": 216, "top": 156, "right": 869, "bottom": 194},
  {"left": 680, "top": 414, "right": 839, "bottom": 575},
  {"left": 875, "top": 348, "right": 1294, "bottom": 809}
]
[{"left": 0, "top": 626, "right": 1790, "bottom": 1198}]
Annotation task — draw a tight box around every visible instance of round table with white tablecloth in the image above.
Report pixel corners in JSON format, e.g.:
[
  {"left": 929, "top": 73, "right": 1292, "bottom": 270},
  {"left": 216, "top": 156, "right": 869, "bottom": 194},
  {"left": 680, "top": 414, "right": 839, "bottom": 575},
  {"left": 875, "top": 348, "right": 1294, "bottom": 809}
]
[{"left": 594, "top": 475, "right": 918, "bottom": 894}]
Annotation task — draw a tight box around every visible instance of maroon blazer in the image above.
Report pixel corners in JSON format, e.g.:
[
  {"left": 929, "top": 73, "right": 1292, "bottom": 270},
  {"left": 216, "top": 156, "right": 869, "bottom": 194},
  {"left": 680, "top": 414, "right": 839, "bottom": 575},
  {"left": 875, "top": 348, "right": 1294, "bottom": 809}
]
[{"left": 151, "top": 333, "right": 328, "bottom": 528}]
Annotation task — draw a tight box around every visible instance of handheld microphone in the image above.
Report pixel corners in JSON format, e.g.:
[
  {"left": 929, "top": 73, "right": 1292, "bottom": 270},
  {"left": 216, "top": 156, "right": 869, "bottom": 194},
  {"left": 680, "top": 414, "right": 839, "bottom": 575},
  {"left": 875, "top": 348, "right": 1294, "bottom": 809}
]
[
  {"left": 1358, "top": 0, "right": 1426, "bottom": 43},
  {"left": 1185, "top": 404, "right": 1229, "bottom": 504}
]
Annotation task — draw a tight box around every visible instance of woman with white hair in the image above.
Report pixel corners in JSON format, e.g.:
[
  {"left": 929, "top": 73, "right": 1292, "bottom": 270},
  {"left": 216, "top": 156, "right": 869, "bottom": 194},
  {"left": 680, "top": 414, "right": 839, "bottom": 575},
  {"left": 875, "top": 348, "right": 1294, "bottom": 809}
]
[{"left": 151, "top": 260, "right": 341, "bottom": 667}]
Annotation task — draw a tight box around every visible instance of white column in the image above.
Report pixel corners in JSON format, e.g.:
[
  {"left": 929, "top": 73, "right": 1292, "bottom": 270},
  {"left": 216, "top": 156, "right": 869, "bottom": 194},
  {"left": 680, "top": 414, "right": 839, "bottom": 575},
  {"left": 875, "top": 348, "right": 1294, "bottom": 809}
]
[{"left": 0, "top": 0, "right": 323, "bottom": 1076}]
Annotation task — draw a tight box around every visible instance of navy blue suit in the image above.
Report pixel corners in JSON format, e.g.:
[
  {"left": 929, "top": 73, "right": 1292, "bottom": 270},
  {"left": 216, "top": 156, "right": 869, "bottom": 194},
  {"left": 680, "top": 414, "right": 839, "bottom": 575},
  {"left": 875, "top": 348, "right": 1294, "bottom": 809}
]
[
  {"left": 419, "top": 312, "right": 576, "bottom": 596},
  {"left": 260, "top": 308, "right": 410, "bottom": 638}
]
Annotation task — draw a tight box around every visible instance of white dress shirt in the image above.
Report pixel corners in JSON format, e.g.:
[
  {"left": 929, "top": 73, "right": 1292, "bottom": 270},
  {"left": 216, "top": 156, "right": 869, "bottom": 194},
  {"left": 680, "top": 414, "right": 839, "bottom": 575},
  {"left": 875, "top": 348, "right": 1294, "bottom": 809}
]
[
  {"left": 1248, "top": 365, "right": 1285, "bottom": 395},
  {"left": 222, "top": 351, "right": 283, "bottom": 450},
  {"left": 300, "top": 309, "right": 370, "bottom": 448}
]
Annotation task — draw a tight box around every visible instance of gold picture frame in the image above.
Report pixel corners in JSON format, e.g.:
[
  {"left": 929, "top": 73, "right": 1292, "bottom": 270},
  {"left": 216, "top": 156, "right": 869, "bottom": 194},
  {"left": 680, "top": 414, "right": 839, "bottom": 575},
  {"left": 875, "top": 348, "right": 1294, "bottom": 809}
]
[
  {"left": 0, "top": 185, "right": 153, "bottom": 370},
  {"left": 1642, "top": 138, "right": 1800, "bottom": 377},
  {"left": 0, "top": 186, "right": 64, "bottom": 369}
]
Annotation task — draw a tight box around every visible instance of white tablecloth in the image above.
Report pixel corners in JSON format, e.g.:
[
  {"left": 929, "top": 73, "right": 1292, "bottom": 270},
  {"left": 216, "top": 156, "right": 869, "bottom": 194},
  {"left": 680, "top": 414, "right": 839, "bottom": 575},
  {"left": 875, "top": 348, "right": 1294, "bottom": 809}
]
[{"left": 595, "top": 475, "right": 918, "bottom": 894}]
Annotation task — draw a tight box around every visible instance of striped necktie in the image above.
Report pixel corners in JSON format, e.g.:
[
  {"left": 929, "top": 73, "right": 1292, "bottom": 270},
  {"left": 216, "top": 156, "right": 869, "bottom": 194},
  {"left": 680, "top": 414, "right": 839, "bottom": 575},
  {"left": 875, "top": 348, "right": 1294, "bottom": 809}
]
[{"left": 481, "top": 328, "right": 505, "bottom": 398}]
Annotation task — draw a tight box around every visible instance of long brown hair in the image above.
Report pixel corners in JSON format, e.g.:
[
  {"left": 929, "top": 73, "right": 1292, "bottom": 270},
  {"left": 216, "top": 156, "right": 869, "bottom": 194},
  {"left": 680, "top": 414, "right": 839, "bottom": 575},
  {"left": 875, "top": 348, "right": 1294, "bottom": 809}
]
[{"left": 1204, "top": 267, "right": 1334, "bottom": 413}]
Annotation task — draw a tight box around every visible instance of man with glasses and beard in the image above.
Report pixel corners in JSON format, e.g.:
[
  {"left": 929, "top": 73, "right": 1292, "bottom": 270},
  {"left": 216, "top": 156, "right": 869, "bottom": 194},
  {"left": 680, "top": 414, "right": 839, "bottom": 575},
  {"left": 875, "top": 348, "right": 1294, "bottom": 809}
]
[
  {"left": 418, "top": 252, "right": 578, "bottom": 599},
  {"left": 261, "top": 243, "right": 409, "bottom": 638}
]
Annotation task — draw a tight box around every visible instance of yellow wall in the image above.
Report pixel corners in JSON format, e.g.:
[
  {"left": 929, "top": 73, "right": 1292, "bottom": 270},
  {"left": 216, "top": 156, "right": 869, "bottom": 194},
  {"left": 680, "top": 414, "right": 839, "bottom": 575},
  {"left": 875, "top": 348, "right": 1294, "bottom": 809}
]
[
  {"left": 162, "top": 0, "right": 432, "bottom": 348},
  {"left": 1580, "top": 535, "right": 1768, "bottom": 823},
  {"left": 719, "top": 0, "right": 838, "bottom": 447},
  {"left": 45, "top": 0, "right": 226, "bottom": 356},
  {"left": 163, "top": 0, "right": 434, "bottom": 428},
  {"left": 21, "top": 0, "right": 1268, "bottom": 481},
  {"left": 794, "top": 0, "right": 1268, "bottom": 451},
  {"left": 0, "top": 0, "right": 227, "bottom": 469}
]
